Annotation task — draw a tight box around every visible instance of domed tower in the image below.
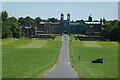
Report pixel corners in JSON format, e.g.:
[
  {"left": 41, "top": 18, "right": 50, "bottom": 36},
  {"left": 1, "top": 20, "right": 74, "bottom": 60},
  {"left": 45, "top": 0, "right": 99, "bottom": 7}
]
[
  {"left": 67, "top": 13, "right": 70, "bottom": 21},
  {"left": 88, "top": 15, "right": 92, "bottom": 22},
  {"left": 61, "top": 13, "right": 64, "bottom": 21}
]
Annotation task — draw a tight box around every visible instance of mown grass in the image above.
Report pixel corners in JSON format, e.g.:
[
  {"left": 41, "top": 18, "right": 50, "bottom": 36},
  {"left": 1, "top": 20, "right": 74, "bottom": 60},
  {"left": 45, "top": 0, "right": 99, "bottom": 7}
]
[
  {"left": 69, "top": 36, "right": 118, "bottom": 78},
  {"left": 69, "top": 35, "right": 75, "bottom": 41},
  {"left": 2, "top": 39, "right": 32, "bottom": 48},
  {"left": 2, "top": 37, "right": 62, "bottom": 78},
  {"left": 54, "top": 36, "right": 62, "bottom": 41},
  {"left": 19, "top": 39, "right": 48, "bottom": 48},
  {"left": 118, "top": 42, "right": 120, "bottom": 78},
  {"left": 0, "top": 39, "right": 2, "bottom": 79}
]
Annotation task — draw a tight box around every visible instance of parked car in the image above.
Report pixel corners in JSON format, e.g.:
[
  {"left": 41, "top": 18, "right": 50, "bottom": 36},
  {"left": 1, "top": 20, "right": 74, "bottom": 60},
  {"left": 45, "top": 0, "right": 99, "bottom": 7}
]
[{"left": 91, "top": 58, "right": 104, "bottom": 63}]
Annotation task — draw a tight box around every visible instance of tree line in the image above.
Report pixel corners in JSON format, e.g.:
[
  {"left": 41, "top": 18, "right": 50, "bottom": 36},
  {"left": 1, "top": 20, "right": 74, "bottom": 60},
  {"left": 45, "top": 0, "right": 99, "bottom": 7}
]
[
  {"left": 1, "top": 11, "right": 120, "bottom": 41},
  {"left": 104, "top": 20, "right": 120, "bottom": 41},
  {"left": 1, "top": 11, "right": 59, "bottom": 39},
  {"left": 18, "top": 16, "right": 60, "bottom": 27},
  {"left": 1, "top": 11, "right": 21, "bottom": 39}
]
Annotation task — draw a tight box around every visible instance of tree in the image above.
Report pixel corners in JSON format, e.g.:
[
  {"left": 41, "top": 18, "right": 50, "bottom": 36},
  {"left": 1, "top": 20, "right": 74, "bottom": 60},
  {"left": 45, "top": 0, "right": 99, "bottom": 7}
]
[
  {"left": 0, "top": 13, "right": 2, "bottom": 38},
  {"left": 47, "top": 18, "right": 59, "bottom": 22},
  {"left": 10, "top": 23, "right": 21, "bottom": 38},
  {"left": 2, "top": 11, "right": 8, "bottom": 21},
  {"left": 2, "top": 21, "right": 12, "bottom": 39},
  {"left": 104, "top": 20, "right": 120, "bottom": 41},
  {"left": 8, "top": 17, "right": 22, "bottom": 38},
  {"left": 118, "top": 21, "right": 120, "bottom": 40},
  {"left": 25, "top": 16, "right": 34, "bottom": 27},
  {"left": 108, "top": 27, "right": 119, "bottom": 41},
  {"left": 18, "top": 17, "right": 25, "bottom": 26},
  {"left": 1, "top": 11, "right": 12, "bottom": 39},
  {"left": 76, "top": 19, "right": 84, "bottom": 23},
  {"left": 34, "top": 17, "right": 41, "bottom": 26},
  {"left": 9, "top": 17, "right": 18, "bottom": 24}
]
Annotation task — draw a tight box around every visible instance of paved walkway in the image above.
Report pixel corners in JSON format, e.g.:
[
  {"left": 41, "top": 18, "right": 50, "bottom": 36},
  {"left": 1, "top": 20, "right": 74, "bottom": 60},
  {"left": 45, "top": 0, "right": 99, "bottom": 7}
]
[{"left": 45, "top": 34, "right": 78, "bottom": 78}]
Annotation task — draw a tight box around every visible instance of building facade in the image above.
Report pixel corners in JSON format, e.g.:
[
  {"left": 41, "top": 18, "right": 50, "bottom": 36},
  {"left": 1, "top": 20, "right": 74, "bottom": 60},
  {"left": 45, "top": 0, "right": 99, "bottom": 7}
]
[{"left": 21, "top": 13, "right": 104, "bottom": 37}]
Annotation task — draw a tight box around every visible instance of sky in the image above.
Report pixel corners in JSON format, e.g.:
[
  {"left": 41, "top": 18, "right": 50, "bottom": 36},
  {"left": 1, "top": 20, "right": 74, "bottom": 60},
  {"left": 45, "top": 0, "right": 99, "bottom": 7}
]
[
  {"left": 2, "top": 0, "right": 120, "bottom": 2},
  {"left": 2, "top": 2, "right": 118, "bottom": 20}
]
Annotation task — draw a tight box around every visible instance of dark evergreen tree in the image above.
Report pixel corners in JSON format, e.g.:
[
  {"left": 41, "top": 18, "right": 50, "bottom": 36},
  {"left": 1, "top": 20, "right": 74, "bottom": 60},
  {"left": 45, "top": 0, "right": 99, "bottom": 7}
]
[{"left": 2, "top": 11, "right": 8, "bottom": 21}]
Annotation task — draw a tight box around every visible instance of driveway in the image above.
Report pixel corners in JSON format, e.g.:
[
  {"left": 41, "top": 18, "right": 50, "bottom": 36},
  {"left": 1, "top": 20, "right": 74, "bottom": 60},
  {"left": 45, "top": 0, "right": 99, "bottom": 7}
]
[{"left": 44, "top": 34, "right": 78, "bottom": 78}]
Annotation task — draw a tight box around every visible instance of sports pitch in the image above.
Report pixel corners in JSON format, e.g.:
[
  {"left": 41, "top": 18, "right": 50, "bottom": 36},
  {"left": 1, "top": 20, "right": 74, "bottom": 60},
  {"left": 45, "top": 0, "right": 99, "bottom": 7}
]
[{"left": 69, "top": 36, "right": 118, "bottom": 78}]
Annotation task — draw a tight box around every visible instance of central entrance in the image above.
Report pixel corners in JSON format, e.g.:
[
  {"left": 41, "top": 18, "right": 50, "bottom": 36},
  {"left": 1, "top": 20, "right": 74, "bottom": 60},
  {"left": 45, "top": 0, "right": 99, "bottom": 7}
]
[{"left": 60, "top": 20, "right": 70, "bottom": 34}]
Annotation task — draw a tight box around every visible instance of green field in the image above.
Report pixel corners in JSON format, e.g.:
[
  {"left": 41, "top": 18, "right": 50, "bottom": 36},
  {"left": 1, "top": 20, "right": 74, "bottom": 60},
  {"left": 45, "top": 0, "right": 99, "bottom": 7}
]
[
  {"left": 0, "top": 39, "right": 1, "bottom": 79},
  {"left": 69, "top": 37, "right": 118, "bottom": 78},
  {"left": 118, "top": 42, "right": 120, "bottom": 78},
  {"left": 1, "top": 35, "right": 119, "bottom": 78},
  {"left": 2, "top": 36, "right": 62, "bottom": 78}
]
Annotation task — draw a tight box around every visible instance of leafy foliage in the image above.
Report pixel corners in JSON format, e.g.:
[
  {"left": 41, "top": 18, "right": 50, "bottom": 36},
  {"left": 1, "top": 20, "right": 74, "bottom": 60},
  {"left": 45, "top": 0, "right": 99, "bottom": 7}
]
[
  {"left": 2, "top": 11, "right": 22, "bottom": 39},
  {"left": 47, "top": 18, "right": 59, "bottom": 22},
  {"left": 2, "top": 21, "right": 12, "bottom": 39},
  {"left": 104, "top": 20, "right": 120, "bottom": 41},
  {"left": 0, "top": 13, "right": 2, "bottom": 38},
  {"left": 34, "top": 17, "right": 42, "bottom": 26}
]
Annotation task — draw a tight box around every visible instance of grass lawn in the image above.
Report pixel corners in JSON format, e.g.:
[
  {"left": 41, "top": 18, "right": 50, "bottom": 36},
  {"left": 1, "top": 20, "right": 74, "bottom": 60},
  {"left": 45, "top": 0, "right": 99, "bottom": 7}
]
[
  {"left": 2, "top": 37, "right": 62, "bottom": 78},
  {"left": 118, "top": 42, "right": 120, "bottom": 79},
  {"left": 69, "top": 37, "right": 118, "bottom": 78},
  {"left": 69, "top": 35, "right": 76, "bottom": 41},
  {"left": 54, "top": 36, "right": 62, "bottom": 41},
  {"left": 0, "top": 39, "right": 1, "bottom": 79}
]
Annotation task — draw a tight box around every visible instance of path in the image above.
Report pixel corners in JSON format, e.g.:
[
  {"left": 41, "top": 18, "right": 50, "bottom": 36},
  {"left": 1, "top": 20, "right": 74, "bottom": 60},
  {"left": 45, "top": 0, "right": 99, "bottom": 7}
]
[{"left": 44, "top": 34, "right": 78, "bottom": 78}]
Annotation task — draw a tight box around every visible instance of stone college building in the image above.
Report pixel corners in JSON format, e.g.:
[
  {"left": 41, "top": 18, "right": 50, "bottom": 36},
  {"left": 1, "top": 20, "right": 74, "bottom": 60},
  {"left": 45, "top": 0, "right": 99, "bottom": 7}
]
[{"left": 21, "top": 13, "right": 105, "bottom": 37}]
